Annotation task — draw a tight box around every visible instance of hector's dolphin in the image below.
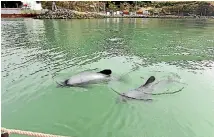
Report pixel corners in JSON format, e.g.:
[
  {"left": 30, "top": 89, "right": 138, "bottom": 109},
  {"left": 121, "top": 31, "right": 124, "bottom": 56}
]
[
  {"left": 110, "top": 76, "right": 185, "bottom": 102},
  {"left": 111, "top": 76, "right": 156, "bottom": 102},
  {"left": 54, "top": 66, "right": 140, "bottom": 88},
  {"left": 55, "top": 69, "right": 112, "bottom": 87}
]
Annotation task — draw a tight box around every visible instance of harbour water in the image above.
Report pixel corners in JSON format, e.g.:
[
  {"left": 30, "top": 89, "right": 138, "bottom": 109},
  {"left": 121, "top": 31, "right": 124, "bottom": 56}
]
[{"left": 1, "top": 18, "right": 214, "bottom": 137}]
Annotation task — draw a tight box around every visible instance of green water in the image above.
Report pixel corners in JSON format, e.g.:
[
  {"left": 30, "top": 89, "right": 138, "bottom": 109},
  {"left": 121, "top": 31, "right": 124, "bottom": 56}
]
[{"left": 1, "top": 18, "right": 214, "bottom": 137}]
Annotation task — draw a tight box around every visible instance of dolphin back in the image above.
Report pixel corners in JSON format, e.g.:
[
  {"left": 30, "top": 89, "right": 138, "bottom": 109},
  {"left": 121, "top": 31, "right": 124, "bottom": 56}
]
[{"left": 66, "top": 71, "right": 110, "bottom": 86}]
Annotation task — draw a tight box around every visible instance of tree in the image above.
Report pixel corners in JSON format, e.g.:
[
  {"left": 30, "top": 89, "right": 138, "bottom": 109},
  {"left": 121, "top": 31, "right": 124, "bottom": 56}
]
[{"left": 108, "top": 2, "right": 118, "bottom": 11}]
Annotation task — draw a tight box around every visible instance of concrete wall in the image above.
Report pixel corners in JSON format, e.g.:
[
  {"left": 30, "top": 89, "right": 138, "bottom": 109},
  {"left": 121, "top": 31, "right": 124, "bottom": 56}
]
[{"left": 1, "top": 8, "right": 22, "bottom": 14}]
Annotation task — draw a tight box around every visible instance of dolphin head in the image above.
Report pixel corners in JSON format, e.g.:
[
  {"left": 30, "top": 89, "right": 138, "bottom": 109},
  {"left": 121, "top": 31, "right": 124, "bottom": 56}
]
[
  {"left": 98, "top": 69, "right": 112, "bottom": 76},
  {"left": 143, "top": 76, "right": 155, "bottom": 86},
  {"left": 64, "top": 79, "right": 69, "bottom": 86},
  {"left": 56, "top": 79, "right": 70, "bottom": 88}
]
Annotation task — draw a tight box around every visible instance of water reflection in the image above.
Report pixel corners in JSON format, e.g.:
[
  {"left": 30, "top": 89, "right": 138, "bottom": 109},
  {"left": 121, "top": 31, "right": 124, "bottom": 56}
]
[{"left": 2, "top": 18, "right": 214, "bottom": 78}]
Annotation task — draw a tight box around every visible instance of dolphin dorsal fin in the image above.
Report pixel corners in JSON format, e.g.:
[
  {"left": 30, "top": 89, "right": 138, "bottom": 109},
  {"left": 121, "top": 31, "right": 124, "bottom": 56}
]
[
  {"left": 98, "top": 69, "right": 112, "bottom": 75},
  {"left": 139, "top": 76, "right": 155, "bottom": 88}
]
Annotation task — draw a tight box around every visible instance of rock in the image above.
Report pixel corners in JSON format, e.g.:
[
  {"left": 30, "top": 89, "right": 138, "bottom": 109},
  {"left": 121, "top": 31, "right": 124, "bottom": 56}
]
[{"left": 35, "top": 8, "right": 106, "bottom": 19}]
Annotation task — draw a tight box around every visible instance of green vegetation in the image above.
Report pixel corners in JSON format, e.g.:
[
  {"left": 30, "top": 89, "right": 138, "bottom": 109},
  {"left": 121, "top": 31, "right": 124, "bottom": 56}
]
[
  {"left": 41, "top": 1, "right": 214, "bottom": 16},
  {"left": 41, "top": 1, "right": 105, "bottom": 12},
  {"left": 158, "top": 1, "right": 214, "bottom": 16}
]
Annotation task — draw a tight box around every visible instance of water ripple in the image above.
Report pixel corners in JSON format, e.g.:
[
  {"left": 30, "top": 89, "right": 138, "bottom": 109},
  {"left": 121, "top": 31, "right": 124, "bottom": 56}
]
[{"left": 1, "top": 18, "right": 214, "bottom": 137}]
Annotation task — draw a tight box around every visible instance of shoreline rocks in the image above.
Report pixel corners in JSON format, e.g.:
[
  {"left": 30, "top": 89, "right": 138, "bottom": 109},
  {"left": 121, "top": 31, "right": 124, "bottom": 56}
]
[
  {"left": 34, "top": 9, "right": 106, "bottom": 19},
  {"left": 35, "top": 9, "right": 214, "bottom": 20}
]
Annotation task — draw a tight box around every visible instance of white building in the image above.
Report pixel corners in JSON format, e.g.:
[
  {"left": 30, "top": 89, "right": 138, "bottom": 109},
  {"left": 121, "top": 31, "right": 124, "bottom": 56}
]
[{"left": 21, "top": 0, "right": 42, "bottom": 10}]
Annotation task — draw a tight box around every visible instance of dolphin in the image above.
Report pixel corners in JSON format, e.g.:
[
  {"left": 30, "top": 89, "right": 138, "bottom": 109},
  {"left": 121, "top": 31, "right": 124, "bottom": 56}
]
[
  {"left": 55, "top": 69, "right": 112, "bottom": 87},
  {"left": 111, "top": 76, "right": 156, "bottom": 102},
  {"left": 110, "top": 76, "right": 185, "bottom": 102},
  {"left": 54, "top": 66, "right": 140, "bottom": 88}
]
